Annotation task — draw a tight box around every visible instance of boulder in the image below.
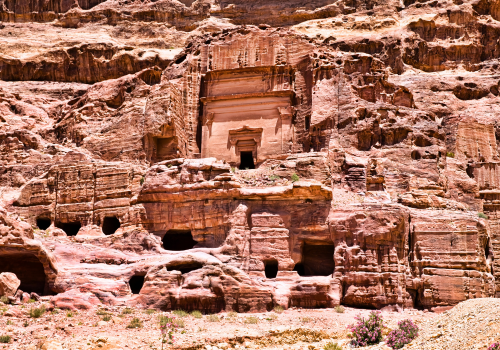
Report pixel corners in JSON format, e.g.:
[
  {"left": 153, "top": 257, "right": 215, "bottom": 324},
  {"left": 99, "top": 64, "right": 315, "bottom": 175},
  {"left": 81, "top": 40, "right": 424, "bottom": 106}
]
[{"left": 0, "top": 272, "right": 20, "bottom": 297}]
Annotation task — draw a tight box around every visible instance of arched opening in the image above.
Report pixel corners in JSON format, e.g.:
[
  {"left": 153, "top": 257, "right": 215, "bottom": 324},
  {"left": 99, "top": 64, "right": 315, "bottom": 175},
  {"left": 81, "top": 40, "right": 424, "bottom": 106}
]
[
  {"left": 102, "top": 216, "right": 121, "bottom": 235},
  {"left": 162, "top": 230, "right": 197, "bottom": 251},
  {"left": 56, "top": 221, "right": 81, "bottom": 236},
  {"left": 129, "top": 275, "right": 145, "bottom": 294},
  {"left": 264, "top": 260, "right": 279, "bottom": 279},
  {"left": 239, "top": 151, "right": 255, "bottom": 169},
  {"left": 36, "top": 217, "right": 51, "bottom": 230},
  {"left": 169, "top": 262, "right": 204, "bottom": 274},
  {"left": 293, "top": 243, "right": 335, "bottom": 276},
  {"left": 0, "top": 250, "right": 49, "bottom": 295}
]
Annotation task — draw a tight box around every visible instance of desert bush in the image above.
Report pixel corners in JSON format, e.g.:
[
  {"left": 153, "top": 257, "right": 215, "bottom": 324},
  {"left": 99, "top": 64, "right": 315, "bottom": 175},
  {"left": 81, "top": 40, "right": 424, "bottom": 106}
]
[
  {"left": 488, "top": 343, "right": 500, "bottom": 350},
  {"left": 191, "top": 310, "right": 202, "bottom": 319},
  {"left": 121, "top": 307, "right": 133, "bottom": 315},
  {"left": 66, "top": 311, "right": 74, "bottom": 317},
  {"left": 102, "top": 315, "right": 112, "bottom": 322},
  {"left": 266, "top": 314, "right": 278, "bottom": 321},
  {"left": 0, "top": 296, "right": 9, "bottom": 304},
  {"left": 127, "top": 317, "right": 143, "bottom": 329},
  {"left": 207, "top": 314, "right": 220, "bottom": 322},
  {"left": 479, "top": 212, "right": 489, "bottom": 219},
  {"left": 324, "top": 342, "right": 342, "bottom": 350},
  {"left": 0, "top": 335, "right": 11, "bottom": 343},
  {"left": 273, "top": 305, "right": 284, "bottom": 314},
  {"left": 291, "top": 173, "right": 300, "bottom": 182},
  {"left": 96, "top": 309, "right": 108, "bottom": 315},
  {"left": 335, "top": 305, "right": 345, "bottom": 313},
  {"left": 348, "top": 311, "right": 384, "bottom": 347},
  {"left": 244, "top": 316, "right": 259, "bottom": 324},
  {"left": 160, "top": 315, "right": 178, "bottom": 347},
  {"left": 145, "top": 309, "right": 156, "bottom": 315},
  {"left": 173, "top": 318, "right": 185, "bottom": 328},
  {"left": 446, "top": 152, "right": 455, "bottom": 158},
  {"left": 29, "top": 305, "right": 46, "bottom": 318},
  {"left": 385, "top": 319, "right": 419, "bottom": 349},
  {"left": 173, "top": 310, "right": 188, "bottom": 318}
]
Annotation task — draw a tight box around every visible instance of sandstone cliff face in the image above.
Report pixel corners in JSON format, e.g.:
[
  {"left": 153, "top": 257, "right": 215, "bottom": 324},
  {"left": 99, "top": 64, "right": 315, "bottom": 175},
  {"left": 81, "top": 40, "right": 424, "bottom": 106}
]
[{"left": 1, "top": 0, "right": 500, "bottom": 312}]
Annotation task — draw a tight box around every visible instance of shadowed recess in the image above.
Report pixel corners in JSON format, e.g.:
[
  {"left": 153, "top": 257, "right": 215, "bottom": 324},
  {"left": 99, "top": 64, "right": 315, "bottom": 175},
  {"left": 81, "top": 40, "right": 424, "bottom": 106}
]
[
  {"left": 239, "top": 151, "right": 255, "bottom": 169},
  {"left": 169, "top": 262, "right": 204, "bottom": 274},
  {"left": 129, "top": 275, "right": 145, "bottom": 294},
  {"left": 0, "top": 250, "right": 48, "bottom": 295},
  {"left": 102, "top": 216, "right": 121, "bottom": 235},
  {"left": 162, "top": 230, "right": 197, "bottom": 251},
  {"left": 36, "top": 217, "right": 51, "bottom": 230},
  {"left": 294, "top": 243, "right": 335, "bottom": 276},
  {"left": 264, "top": 259, "right": 279, "bottom": 279},
  {"left": 56, "top": 221, "right": 81, "bottom": 236}
]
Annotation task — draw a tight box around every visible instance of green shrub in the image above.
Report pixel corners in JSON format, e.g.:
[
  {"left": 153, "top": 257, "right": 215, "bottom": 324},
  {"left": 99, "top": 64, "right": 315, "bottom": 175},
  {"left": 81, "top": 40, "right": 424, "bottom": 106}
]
[
  {"left": 127, "top": 317, "right": 143, "bottom": 329},
  {"left": 29, "top": 305, "right": 46, "bottom": 318},
  {"left": 335, "top": 305, "right": 345, "bottom": 313},
  {"left": 291, "top": 173, "right": 300, "bottom": 182},
  {"left": 23, "top": 320, "right": 29, "bottom": 327},
  {"left": 191, "top": 310, "right": 202, "bottom": 319},
  {"left": 479, "top": 212, "right": 489, "bottom": 219},
  {"left": 121, "top": 307, "right": 133, "bottom": 315},
  {"left": 96, "top": 309, "right": 109, "bottom": 315},
  {"left": 324, "top": 342, "right": 342, "bottom": 350},
  {"left": 266, "top": 314, "right": 278, "bottom": 321},
  {"left": 173, "top": 310, "right": 188, "bottom": 318},
  {"left": 173, "top": 318, "right": 185, "bottom": 328},
  {"left": 273, "top": 305, "right": 284, "bottom": 314},
  {"left": 6, "top": 320, "right": 13, "bottom": 325},
  {"left": 102, "top": 315, "right": 112, "bottom": 322},
  {"left": 386, "top": 319, "right": 419, "bottom": 349},
  {"left": 51, "top": 308, "right": 59, "bottom": 315},
  {"left": 140, "top": 177, "right": 145, "bottom": 185},
  {"left": 158, "top": 315, "right": 173, "bottom": 326},
  {"left": 227, "top": 311, "right": 238, "bottom": 318},
  {"left": 446, "top": 152, "right": 455, "bottom": 158},
  {"left": 145, "top": 309, "right": 156, "bottom": 315},
  {"left": 0, "top": 335, "right": 11, "bottom": 344},
  {"left": 349, "top": 311, "right": 384, "bottom": 347},
  {"left": 0, "top": 296, "right": 10, "bottom": 304},
  {"left": 244, "top": 316, "right": 259, "bottom": 324},
  {"left": 207, "top": 314, "right": 220, "bottom": 322},
  {"left": 66, "top": 311, "right": 74, "bottom": 317},
  {"left": 27, "top": 299, "right": 36, "bottom": 303}
]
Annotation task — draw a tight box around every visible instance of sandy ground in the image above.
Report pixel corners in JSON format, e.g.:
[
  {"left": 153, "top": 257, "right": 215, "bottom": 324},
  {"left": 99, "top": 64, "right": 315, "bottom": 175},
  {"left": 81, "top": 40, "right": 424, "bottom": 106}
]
[{"left": 0, "top": 300, "right": 436, "bottom": 350}]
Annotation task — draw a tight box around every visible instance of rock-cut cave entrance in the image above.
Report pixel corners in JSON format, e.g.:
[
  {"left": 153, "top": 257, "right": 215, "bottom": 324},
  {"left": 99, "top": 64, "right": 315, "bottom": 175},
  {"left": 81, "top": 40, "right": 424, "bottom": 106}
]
[
  {"left": 239, "top": 151, "right": 255, "bottom": 169},
  {"left": 102, "top": 216, "right": 121, "bottom": 235},
  {"left": 129, "top": 275, "right": 145, "bottom": 294},
  {"left": 293, "top": 243, "right": 335, "bottom": 276},
  {"left": 162, "top": 230, "right": 198, "bottom": 251},
  {"left": 55, "top": 221, "right": 81, "bottom": 236},
  {"left": 0, "top": 250, "right": 49, "bottom": 295},
  {"left": 36, "top": 217, "right": 51, "bottom": 230},
  {"left": 264, "top": 260, "right": 279, "bottom": 279}
]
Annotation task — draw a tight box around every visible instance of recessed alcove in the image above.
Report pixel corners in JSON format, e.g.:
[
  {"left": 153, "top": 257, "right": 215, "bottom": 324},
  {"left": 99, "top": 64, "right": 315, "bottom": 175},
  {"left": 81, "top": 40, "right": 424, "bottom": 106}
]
[
  {"left": 264, "top": 260, "right": 279, "bottom": 279},
  {"left": 102, "top": 216, "right": 121, "bottom": 235},
  {"left": 162, "top": 230, "right": 197, "bottom": 251},
  {"left": 129, "top": 275, "right": 145, "bottom": 294},
  {"left": 0, "top": 250, "right": 48, "bottom": 295},
  {"left": 36, "top": 217, "right": 51, "bottom": 230},
  {"left": 293, "top": 243, "right": 335, "bottom": 276},
  {"left": 239, "top": 151, "right": 255, "bottom": 169},
  {"left": 56, "top": 221, "right": 82, "bottom": 236}
]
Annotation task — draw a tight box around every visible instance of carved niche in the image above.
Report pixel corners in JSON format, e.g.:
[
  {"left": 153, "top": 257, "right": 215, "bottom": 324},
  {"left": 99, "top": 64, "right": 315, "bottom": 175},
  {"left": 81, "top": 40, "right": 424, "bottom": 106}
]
[{"left": 228, "top": 126, "right": 263, "bottom": 158}]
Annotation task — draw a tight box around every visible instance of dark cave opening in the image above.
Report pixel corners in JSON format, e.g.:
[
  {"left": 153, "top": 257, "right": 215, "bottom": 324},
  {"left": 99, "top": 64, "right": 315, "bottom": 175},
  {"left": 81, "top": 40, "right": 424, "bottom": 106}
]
[
  {"left": 0, "top": 251, "right": 49, "bottom": 295},
  {"left": 293, "top": 243, "right": 335, "bottom": 276},
  {"left": 56, "top": 221, "right": 81, "bottom": 236},
  {"left": 162, "top": 230, "right": 197, "bottom": 251},
  {"left": 102, "top": 216, "right": 121, "bottom": 235},
  {"left": 264, "top": 260, "right": 279, "bottom": 279},
  {"left": 129, "top": 275, "right": 145, "bottom": 294},
  {"left": 169, "top": 262, "right": 204, "bottom": 274},
  {"left": 239, "top": 151, "right": 255, "bottom": 170},
  {"left": 36, "top": 217, "right": 51, "bottom": 230}
]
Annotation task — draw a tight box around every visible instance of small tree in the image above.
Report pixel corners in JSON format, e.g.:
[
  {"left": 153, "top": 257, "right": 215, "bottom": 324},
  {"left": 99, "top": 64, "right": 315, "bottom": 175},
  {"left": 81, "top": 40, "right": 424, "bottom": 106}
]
[{"left": 348, "top": 311, "right": 384, "bottom": 347}]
